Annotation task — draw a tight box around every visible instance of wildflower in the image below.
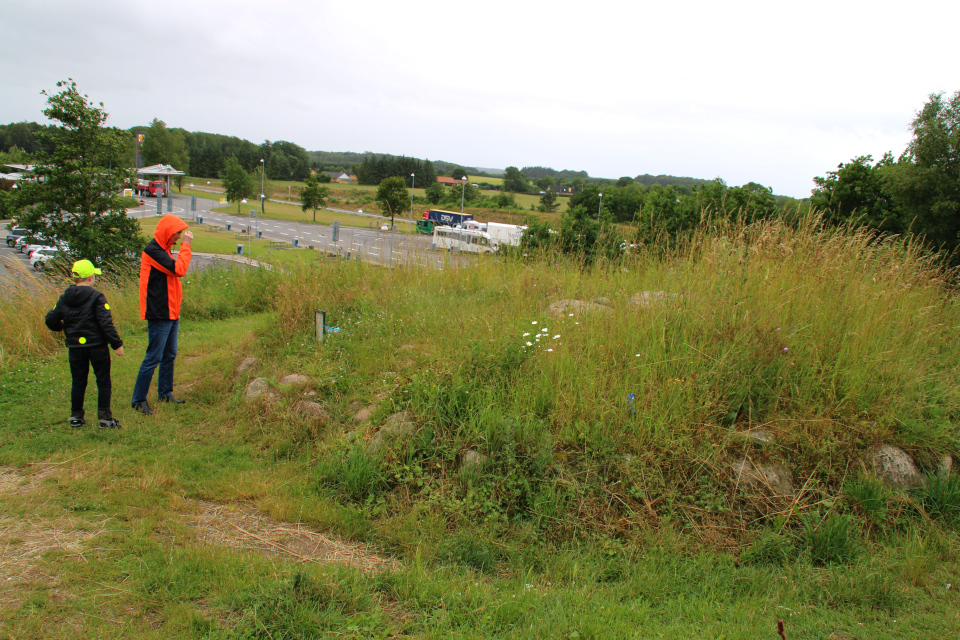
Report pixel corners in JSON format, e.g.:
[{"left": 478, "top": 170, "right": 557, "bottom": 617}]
[
  {"left": 523, "top": 332, "right": 530, "bottom": 337},
  {"left": 568, "top": 313, "right": 574, "bottom": 317},
  {"left": 547, "top": 348, "right": 553, "bottom": 352},
  {"left": 532, "top": 321, "right": 538, "bottom": 325},
  {"left": 635, "top": 354, "right": 640, "bottom": 357},
  {"left": 553, "top": 335, "right": 560, "bottom": 339},
  {"left": 783, "top": 347, "right": 789, "bottom": 351},
  {"left": 626, "top": 392, "right": 637, "bottom": 414},
  {"left": 526, "top": 342, "right": 533, "bottom": 346}
]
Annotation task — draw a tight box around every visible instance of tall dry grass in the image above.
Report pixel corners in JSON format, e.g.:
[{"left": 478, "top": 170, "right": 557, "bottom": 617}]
[{"left": 0, "top": 257, "right": 140, "bottom": 366}]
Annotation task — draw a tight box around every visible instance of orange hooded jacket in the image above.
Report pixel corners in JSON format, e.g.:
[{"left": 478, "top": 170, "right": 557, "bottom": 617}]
[{"left": 139, "top": 215, "right": 192, "bottom": 320}]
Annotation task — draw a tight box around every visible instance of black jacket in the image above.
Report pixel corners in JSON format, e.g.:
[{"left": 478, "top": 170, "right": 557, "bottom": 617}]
[{"left": 45, "top": 285, "right": 123, "bottom": 350}]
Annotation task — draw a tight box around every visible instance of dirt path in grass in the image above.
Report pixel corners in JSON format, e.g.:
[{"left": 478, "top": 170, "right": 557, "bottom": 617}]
[{"left": 0, "top": 465, "right": 399, "bottom": 609}]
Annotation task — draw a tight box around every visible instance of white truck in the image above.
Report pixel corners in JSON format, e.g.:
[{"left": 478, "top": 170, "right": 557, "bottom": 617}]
[{"left": 485, "top": 222, "right": 525, "bottom": 247}]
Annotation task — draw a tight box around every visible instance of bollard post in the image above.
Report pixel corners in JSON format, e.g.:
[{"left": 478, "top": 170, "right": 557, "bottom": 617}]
[
  {"left": 166, "top": 196, "right": 172, "bottom": 212},
  {"left": 315, "top": 309, "right": 326, "bottom": 343},
  {"left": 332, "top": 220, "right": 340, "bottom": 242},
  {"left": 156, "top": 197, "right": 161, "bottom": 215}
]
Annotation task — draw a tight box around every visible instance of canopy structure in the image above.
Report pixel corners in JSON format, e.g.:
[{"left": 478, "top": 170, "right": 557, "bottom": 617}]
[
  {"left": 0, "top": 164, "right": 36, "bottom": 183},
  {"left": 137, "top": 164, "right": 184, "bottom": 178}
]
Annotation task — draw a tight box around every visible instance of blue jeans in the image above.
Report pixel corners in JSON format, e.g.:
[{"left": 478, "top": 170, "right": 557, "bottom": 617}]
[{"left": 132, "top": 319, "right": 179, "bottom": 404}]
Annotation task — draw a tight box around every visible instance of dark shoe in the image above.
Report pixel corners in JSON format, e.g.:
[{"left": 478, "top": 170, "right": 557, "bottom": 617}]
[
  {"left": 131, "top": 400, "right": 154, "bottom": 415},
  {"left": 158, "top": 395, "right": 185, "bottom": 404},
  {"left": 69, "top": 416, "right": 85, "bottom": 428},
  {"left": 99, "top": 418, "right": 122, "bottom": 429}
]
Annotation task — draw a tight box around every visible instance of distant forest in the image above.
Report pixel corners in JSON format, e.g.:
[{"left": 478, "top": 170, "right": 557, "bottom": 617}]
[{"left": 0, "top": 121, "right": 712, "bottom": 190}]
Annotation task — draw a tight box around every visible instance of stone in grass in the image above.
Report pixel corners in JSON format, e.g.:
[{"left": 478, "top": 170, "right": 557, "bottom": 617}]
[
  {"left": 731, "top": 458, "right": 795, "bottom": 496},
  {"left": 938, "top": 455, "right": 954, "bottom": 478},
  {"left": 740, "top": 429, "right": 775, "bottom": 444},
  {"left": 869, "top": 444, "right": 924, "bottom": 490},
  {"left": 297, "top": 401, "right": 328, "bottom": 421},
  {"left": 244, "top": 377, "right": 270, "bottom": 400},
  {"left": 353, "top": 405, "right": 376, "bottom": 423},
  {"left": 461, "top": 450, "right": 488, "bottom": 471},
  {"left": 279, "top": 374, "right": 310, "bottom": 386},
  {"left": 236, "top": 357, "right": 258, "bottom": 375},
  {"left": 548, "top": 299, "right": 613, "bottom": 317},
  {"left": 368, "top": 412, "right": 416, "bottom": 455}
]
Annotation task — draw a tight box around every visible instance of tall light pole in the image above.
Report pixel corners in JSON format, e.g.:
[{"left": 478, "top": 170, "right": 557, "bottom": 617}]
[
  {"left": 410, "top": 173, "right": 415, "bottom": 220},
  {"left": 460, "top": 176, "right": 467, "bottom": 214},
  {"left": 598, "top": 193, "right": 603, "bottom": 219},
  {"left": 259, "top": 158, "right": 265, "bottom": 215}
]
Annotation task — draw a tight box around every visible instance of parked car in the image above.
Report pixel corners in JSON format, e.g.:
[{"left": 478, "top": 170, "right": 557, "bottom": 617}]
[
  {"left": 30, "top": 247, "right": 60, "bottom": 270},
  {"left": 25, "top": 243, "right": 52, "bottom": 258},
  {"left": 5, "top": 227, "right": 27, "bottom": 247}
]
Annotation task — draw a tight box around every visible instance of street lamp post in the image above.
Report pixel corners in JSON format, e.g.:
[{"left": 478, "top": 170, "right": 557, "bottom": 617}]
[
  {"left": 260, "top": 159, "right": 265, "bottom": 215},
  {"left": 598, "top": 193, "right": 603, "bottom": 218},
  {"left": 410, "top": 173, "right": 415, "bottom": 220},
  {"left": 460, "top": 176, "right": 467, "bottom": 214}
]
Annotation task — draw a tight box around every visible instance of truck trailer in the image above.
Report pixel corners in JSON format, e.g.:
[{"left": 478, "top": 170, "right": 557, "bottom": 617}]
[
  {"left": 485, "top": 222, "right": 526, "bottom": 247},
  {"left": 425, "top": 209, "right": 473, "bottom": 226}
]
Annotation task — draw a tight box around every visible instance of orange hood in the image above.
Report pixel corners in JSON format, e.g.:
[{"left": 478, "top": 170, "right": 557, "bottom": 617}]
[{"left": 155, "top": 214, "right": 189, "bottom": 250}]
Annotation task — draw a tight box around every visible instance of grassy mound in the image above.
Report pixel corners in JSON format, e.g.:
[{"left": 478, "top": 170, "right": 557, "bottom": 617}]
[{"left": 2, "top": 215, "right": 958, "bottom": 637}]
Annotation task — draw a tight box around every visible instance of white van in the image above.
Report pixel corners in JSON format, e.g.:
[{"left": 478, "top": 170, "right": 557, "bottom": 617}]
[{"left": 432, "top": 226, "right": 496, "bottom": 254}]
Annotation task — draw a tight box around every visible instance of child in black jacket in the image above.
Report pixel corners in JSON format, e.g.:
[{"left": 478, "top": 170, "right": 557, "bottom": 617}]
[{"left": 45, "top": 260, "right": 125, "bottom": 429}]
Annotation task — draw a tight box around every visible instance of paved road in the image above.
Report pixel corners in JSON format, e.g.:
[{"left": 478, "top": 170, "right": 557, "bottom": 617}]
[
  {"left": 144, "top": 193, "right": 451, "bottom": 270},
  {"left": 1, "top": 191, "right": 464, "bottom": 288}
]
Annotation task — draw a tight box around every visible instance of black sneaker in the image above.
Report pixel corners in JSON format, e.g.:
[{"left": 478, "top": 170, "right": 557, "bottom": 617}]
[
  {"left": 158, "top": 395, "right": 185, "bottom": 404},
  {"left": 131, "top": 400, "right": 154, "bottom": 415},
  {"left": 99, "top": 418, "right": 122, "bottom": 429},
  {"left": 68, "top": 416, "right": 85, "bottom": 428}
]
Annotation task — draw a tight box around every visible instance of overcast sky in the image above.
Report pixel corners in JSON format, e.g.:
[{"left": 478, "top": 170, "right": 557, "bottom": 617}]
[{"left": 2, "top": 1, "right": 957, "bottom": 198}]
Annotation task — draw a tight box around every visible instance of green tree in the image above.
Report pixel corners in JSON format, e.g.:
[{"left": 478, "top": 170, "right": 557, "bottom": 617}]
[
  {"left": 520, "top": 217, "right": 553, "bottom": 253},
  {"left": 376, "top": 176, "right": 408, "bottom": 228},
  {"left": 140, "top": 118, "right": 190, "bottom": 176},
  {"left": 425, "top": 180, "right": 445, "bottom": 205},
  {"left": 300, "top": 175, "right": 329, "bottom": 222},
  {"left": 222, "top": 156, "right": 255, "bottom": 213},
  {"left": 536, "top": 176, "right": 554, "bottom": 190},
  {"left": 811, "top": 155, "right": 902, "bottom": 232},
  {"left": 13, "top": 80, "right": 143, "bottom": 268},
  {"left": 884, "top": 91, "right": 960, "bottom": 251},
  {"left": 539, "top": 189, "right": 559, "bottom": 213},
  {"left": 495, "top": 191, "right": 516, "bottom": 209},
  {"left": 503, "top": 166, "right": 529, "bottom": 193}
]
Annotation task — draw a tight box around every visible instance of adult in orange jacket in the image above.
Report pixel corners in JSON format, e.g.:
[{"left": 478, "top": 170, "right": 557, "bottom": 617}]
[{"left": 131, "top": 214, "right": 193, "bottom": 414}]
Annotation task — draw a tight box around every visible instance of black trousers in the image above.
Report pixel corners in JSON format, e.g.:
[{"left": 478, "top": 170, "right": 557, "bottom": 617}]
[{"left": 68, "top": 346, "right": 112, "bottom": 419}]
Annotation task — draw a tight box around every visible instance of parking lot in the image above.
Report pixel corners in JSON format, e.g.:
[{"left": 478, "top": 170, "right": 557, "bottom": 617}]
[{"left": 0, "top": 231, "right": 44, "bottom": 286}]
